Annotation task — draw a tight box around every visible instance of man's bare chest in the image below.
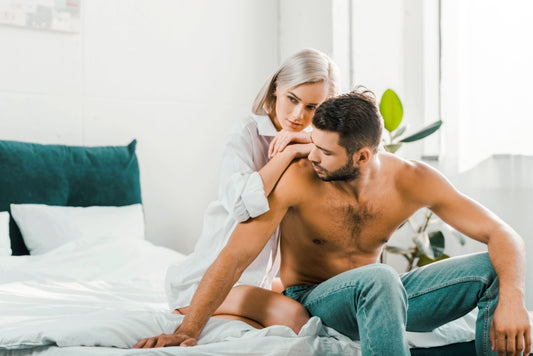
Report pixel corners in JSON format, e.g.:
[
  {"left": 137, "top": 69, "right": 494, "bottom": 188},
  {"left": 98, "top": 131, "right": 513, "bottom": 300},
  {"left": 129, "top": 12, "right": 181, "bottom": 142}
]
[{"left": 286, "top": 197, "right": 401, "bottom": 252}]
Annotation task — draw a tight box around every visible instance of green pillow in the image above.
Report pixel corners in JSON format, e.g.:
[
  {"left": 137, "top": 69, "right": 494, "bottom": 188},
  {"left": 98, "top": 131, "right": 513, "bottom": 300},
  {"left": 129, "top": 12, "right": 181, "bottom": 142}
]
[{"left": 0, "top": 139, "right": 141, "bottom": 255}]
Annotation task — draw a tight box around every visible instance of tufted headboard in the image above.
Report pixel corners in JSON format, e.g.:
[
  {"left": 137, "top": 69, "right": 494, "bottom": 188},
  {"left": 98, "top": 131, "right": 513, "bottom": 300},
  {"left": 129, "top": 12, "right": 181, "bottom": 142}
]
[{"left": 0, "top": 139, "right": 142, "bottom": 255}]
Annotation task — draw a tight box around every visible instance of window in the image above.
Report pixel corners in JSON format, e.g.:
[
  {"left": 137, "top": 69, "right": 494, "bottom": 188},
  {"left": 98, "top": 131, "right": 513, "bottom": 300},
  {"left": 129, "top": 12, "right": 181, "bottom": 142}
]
[{"left": 441, "top": 0, "right": 533, "bottom": 173}]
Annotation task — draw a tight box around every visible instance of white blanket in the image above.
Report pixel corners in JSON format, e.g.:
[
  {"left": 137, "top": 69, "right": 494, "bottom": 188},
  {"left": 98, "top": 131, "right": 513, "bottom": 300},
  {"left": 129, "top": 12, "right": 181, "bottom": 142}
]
[
  {"left": 0, "top": 237, "right": 481, "bottom": 355},
  {"left": 0, "top": 238, "right": 359, "bottom": 355}
]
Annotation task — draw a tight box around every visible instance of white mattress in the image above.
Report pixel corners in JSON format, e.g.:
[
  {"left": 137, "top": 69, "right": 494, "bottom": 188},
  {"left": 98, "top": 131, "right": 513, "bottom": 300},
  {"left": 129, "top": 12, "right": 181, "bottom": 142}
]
[{"left": 0, "top": 237, "right": 478, "bottom": 355}]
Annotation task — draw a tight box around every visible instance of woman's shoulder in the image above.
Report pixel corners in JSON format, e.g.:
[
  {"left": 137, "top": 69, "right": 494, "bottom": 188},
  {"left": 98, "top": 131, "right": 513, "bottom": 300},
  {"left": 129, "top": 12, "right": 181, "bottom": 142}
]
[{"left": 227, "top": 114, "right": 275, "bottom": 138}]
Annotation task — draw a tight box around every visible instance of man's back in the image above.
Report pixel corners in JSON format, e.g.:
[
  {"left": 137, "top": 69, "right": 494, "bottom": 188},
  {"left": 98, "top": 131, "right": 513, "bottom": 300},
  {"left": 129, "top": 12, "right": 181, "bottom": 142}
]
[{"left": 276, "top": 154, "right": 422, "bottom": 288}]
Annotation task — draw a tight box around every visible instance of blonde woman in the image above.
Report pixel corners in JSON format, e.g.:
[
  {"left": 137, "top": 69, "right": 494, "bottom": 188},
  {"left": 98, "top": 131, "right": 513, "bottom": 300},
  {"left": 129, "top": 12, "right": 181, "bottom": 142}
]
[{"left": 145, "top": 49, "right": 339, "bottom": 348}]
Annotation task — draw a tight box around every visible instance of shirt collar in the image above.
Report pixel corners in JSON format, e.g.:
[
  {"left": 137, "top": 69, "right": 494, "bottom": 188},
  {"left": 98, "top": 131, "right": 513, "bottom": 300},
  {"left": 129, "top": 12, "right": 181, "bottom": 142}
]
[{"left": 252, "top": 114, "right": 278, "bottom": 137}]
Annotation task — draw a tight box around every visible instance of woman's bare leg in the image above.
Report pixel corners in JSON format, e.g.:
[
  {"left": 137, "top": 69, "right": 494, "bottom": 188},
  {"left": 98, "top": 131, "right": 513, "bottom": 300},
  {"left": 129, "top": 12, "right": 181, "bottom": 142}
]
[
  {"left": 174, "top": 285, "right": 309, "bottom": 333},
  {"left": 271, "top": 277, "right": 284, "bottom": 293},
  {"left": 173, "top": 308, "right": 264, "bottom": 329}
]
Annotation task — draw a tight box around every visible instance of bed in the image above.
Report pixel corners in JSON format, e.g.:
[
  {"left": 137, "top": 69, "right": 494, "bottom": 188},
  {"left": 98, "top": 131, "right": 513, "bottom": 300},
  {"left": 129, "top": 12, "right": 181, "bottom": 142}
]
[{"left": 1, "top": 138, "right": 523, "bottom": 355}]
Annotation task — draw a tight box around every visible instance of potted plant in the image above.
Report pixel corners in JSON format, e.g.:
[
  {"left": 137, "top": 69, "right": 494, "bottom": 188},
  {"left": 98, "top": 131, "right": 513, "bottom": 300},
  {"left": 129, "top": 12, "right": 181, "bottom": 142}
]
[
  {"left": 380, "top": 89, "right": 443, "bottom": 154},
  {"left": 379, "top": 89, "right": 464, "bottom": 271}
]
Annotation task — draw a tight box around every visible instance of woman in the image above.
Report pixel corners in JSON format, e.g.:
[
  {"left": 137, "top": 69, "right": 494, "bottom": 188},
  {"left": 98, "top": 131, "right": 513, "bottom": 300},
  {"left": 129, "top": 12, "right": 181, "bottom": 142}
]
[{"left": 165, "top": 48, "right": 339, "bottom": 333}]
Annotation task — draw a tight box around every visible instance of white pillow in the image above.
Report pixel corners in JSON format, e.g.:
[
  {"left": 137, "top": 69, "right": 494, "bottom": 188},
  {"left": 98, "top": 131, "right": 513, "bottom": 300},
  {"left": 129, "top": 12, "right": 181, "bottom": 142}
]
[
  {"left": 0, "top": 211, "right": 11, "bottom": 256},
  {"left": 10, "top": 204, "right": 145, "bottom": 255}
]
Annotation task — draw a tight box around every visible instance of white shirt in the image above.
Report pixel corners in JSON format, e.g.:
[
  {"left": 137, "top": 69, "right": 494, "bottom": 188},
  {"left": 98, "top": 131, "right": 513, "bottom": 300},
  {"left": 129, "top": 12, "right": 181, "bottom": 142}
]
[{"left": 165, "top": 114, "right": 281, "bottom": 310}]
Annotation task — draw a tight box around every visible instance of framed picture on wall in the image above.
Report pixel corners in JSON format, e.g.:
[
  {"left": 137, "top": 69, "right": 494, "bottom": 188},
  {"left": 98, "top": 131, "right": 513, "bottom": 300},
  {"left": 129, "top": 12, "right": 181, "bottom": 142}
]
[{"left": 0, "top": 0, "right": 81, "bottom": 33}]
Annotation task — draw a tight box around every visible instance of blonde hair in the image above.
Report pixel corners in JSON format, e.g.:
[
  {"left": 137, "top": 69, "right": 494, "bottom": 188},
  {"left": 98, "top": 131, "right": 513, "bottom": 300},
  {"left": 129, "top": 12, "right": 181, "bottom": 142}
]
[{"left": 252, "top": 48, "right": 340, "bottom": 116}]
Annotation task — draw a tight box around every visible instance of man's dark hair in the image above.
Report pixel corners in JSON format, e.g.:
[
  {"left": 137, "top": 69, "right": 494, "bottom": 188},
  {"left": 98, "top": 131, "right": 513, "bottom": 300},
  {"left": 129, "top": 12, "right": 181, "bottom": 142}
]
[{"left": 312, "top": 86, "right": 383, "bottom": 154}]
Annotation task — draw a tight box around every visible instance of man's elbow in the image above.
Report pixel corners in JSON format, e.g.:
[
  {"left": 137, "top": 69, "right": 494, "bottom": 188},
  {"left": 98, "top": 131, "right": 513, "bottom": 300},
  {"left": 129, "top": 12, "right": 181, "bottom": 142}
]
[{"left": 487, "top": 222, "right": 524, "bottom": 247}]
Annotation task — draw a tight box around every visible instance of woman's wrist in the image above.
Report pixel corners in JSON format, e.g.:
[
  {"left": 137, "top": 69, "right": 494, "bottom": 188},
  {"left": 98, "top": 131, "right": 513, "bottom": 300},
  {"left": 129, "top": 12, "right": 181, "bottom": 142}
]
[
  {"left": 271, "top": 145, "right": 296, "bottom": 160},
  {"left": 283, "top": 146, "right": 299, "bottom": 160}
]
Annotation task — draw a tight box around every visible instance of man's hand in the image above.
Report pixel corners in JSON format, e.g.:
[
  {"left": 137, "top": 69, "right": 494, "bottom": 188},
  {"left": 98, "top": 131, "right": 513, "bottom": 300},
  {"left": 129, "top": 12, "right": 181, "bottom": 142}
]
[
  {"left": 133, "top": 332, "right": 197, "bottom": 348},
  {"left": 490, "top": 299, "right": 531, "bottom": 356}
]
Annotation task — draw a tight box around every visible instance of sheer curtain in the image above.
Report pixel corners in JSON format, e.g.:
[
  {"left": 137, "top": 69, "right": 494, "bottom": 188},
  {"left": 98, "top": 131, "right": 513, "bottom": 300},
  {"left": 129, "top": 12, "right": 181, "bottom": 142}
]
[
  {"left": 439, "top": 0, "right": 533, "bottom": 309},
  {"left": 440, "top": 0, "right": 533, "bottom": 174}
]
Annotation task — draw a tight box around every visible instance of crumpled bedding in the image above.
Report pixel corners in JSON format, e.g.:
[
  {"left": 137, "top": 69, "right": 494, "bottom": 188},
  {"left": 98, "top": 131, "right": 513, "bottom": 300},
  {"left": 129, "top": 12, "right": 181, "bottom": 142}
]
[{"left": 0, "top": 237, "right": 480, "bottom": 355}]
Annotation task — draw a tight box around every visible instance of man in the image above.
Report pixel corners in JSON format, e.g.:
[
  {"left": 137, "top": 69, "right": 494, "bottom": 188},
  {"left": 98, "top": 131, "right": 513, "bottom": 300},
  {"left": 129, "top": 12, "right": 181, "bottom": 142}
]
[{"left": 136, "top": 88, "right": 531, "bottom": 355}]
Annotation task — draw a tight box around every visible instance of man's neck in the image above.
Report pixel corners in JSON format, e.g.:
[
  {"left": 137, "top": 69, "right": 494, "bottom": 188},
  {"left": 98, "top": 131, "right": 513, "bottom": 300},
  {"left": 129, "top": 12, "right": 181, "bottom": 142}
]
[{"left": 331, "top": 155, "right": 381, "bottom": 201}]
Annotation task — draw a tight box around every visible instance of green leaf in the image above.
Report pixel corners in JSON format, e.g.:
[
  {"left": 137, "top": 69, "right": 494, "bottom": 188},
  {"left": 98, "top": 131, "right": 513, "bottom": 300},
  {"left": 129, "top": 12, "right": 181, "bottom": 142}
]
[
  {"left": 392, "top": 125, "right": 407, "bottom": 140},
  {"left": 413, "top": 232, "right": 433, "bottom": 258},
  {"left": 428, "top": 230, "right": 445, "bottom": 258},
  {"left": 451, "top": 230, "right": 467, "bottom": 246},
  {"left": 417, "top": 253, "right": 450, "bottom": 267},
  {"left": 400, "top": 120, "right": 443, "bottom": 143},
  {"left": 379, "top": 89, "right": 403, "bottom": 133}
]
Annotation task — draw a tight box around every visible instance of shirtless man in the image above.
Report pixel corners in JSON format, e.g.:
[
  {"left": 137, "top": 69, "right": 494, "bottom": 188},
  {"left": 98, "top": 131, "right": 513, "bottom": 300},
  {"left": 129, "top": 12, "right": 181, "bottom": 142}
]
[{"left": 136, "top": 88, "right": 531, "bottom": 355}]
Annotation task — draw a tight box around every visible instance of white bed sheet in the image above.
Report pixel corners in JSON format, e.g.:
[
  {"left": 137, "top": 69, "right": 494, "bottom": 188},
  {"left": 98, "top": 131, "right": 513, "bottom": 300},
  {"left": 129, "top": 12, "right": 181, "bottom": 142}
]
[
  {"left": 0, "top": 237, "right": 359, "bottom": 355},
  {"left": 0, "top": 237, "right": 481, "bottom": 355}
]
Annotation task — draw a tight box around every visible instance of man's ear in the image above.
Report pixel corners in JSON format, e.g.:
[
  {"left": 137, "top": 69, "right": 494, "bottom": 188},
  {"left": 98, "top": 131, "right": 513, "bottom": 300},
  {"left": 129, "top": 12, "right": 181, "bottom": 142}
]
[{"left": 354, "top": 147, "right": 372, "bottom": 166}]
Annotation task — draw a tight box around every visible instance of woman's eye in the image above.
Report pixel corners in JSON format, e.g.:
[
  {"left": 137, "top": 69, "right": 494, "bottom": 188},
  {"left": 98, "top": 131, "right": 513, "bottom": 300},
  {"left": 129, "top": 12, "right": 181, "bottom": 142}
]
[
  {"left": 288, "top": 96, "right": 298, "bottom": 104},
  {"left": 306, "top": 105, "right": 317, "bottom": 111}
]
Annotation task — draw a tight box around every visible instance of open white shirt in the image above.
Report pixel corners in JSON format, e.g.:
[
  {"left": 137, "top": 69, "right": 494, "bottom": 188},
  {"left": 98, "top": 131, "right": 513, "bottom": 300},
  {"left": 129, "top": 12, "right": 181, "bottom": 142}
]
[{"left": 166, "top": 114, "right": 281, "bottom": 310}]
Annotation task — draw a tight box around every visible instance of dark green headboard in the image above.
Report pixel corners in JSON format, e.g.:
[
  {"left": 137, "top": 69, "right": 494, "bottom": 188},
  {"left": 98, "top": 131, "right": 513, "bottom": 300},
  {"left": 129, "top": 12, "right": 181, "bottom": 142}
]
[{"left": 0, "top": 139, "right": 142, "bottom": 255}]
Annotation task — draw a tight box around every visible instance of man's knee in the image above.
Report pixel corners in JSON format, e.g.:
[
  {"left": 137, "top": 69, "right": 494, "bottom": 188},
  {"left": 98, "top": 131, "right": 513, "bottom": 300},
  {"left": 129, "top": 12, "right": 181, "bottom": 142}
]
[
  {"left": 343, "top": 264, "right": 406, "bottom": 303},
  {"left": 461, "top": 252, "right": 497, "bottom": 282},
  {"left": 363, "top": 264, "right": 403, "bottom": 290}
]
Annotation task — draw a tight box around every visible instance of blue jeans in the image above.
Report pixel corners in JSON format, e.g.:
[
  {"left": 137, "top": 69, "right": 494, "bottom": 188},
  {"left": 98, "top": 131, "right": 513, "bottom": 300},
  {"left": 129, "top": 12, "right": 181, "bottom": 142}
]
[{"left": 282, "top": 252, "right": 499, "bottom": 356}]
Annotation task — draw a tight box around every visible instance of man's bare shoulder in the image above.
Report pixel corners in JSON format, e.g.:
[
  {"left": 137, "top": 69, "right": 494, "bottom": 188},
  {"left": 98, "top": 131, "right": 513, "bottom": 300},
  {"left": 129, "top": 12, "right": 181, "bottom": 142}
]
[
  {"left": 271, "top": 158, "right": 317, "bottom": 204},
  {"left": 286, "top": 158, "right": 316, "bottom": 177},
  {"left": 380, "top": 152, "right": 437, "bottom": 180},
  {"left": 382, "top": 153, "right": 453, "bottom": 204},
  {"left": 281, "top": 158, "right": 317, "bottom": 187}
]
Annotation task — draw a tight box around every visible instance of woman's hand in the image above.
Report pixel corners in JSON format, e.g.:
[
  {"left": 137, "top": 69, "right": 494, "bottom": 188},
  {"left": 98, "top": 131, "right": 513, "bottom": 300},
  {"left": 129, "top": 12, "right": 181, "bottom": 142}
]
[
  {"left": 269, "top": 130, "right": 312, "bottom": 158},
  {"left": 283, "top": 143, "right": 314, "bottom": 159}
]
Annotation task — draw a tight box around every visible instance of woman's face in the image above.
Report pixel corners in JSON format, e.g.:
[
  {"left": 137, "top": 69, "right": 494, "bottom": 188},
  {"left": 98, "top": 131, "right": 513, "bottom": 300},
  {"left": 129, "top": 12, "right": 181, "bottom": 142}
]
[{"left": 272, "top": 81, "right": 329, "bottom": 132}]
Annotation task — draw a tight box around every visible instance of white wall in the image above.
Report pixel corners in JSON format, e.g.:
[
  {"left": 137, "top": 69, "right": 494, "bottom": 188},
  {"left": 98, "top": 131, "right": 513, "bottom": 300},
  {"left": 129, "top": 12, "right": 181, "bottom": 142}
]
[
  {"left": 278, "top": 0, "right": 352, "bottom": 93},
  {"left": 0, "top": 0, "right": 279, "bottom": 254},
  {"left": 351, "top": 0, "right": 441, "bottom": 160}
]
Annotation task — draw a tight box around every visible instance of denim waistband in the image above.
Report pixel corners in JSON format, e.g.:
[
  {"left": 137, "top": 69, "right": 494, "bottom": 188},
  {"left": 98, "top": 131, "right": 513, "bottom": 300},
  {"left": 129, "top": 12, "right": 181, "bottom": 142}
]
[{"left": 282, "top": 284, "right": 317, "bottom": 301}]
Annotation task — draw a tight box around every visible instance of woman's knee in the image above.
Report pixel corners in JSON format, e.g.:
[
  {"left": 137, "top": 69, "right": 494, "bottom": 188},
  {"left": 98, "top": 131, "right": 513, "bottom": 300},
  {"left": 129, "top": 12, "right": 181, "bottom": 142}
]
[
  {"left": 217, "top": 285, "right": 310, "bottom": 333},
  {"left": 267, "top": 296, "right": 310, "bottom": 334}
]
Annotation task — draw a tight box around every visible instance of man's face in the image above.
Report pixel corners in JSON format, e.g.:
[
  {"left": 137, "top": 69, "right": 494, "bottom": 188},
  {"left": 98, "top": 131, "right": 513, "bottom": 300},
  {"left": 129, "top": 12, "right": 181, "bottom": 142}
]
[{"left": 308, "top": 127, "right": 360, "bottom": 182}]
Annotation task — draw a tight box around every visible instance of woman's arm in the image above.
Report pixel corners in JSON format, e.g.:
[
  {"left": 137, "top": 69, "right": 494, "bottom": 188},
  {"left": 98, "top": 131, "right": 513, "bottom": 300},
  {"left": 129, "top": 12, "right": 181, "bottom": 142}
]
[
  {"left": 218, "top": 119, "right": 310, "bottom": 222},
  {"left": 258, "top": 142, "right": 312, "bottom": 198},
  {"left": 217, "top": 123, "right": 271, "bottom": 222}
]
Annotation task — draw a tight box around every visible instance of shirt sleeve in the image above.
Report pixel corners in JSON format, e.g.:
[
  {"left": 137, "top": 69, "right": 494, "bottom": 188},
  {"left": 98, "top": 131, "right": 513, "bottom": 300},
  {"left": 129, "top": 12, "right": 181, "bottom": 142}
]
[{"left": 217, "top": 122, "right": 270, "bottom": 222}]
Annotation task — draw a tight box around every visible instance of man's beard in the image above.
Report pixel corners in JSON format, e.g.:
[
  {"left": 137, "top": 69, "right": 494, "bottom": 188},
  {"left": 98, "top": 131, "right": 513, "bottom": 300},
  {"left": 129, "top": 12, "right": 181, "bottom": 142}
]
[{"left": 312, "top": 156, "right": 360, "bottom": 182}]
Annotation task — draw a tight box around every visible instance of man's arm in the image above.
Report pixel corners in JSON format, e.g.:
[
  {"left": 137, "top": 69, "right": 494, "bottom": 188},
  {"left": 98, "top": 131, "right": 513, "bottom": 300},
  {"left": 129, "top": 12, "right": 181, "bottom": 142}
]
[
  {"left": 134, "top": 162, "right": 303, "bottom": 348},
  {"left": 405, "top": 161, "right": 531, "bottom": 355}
]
